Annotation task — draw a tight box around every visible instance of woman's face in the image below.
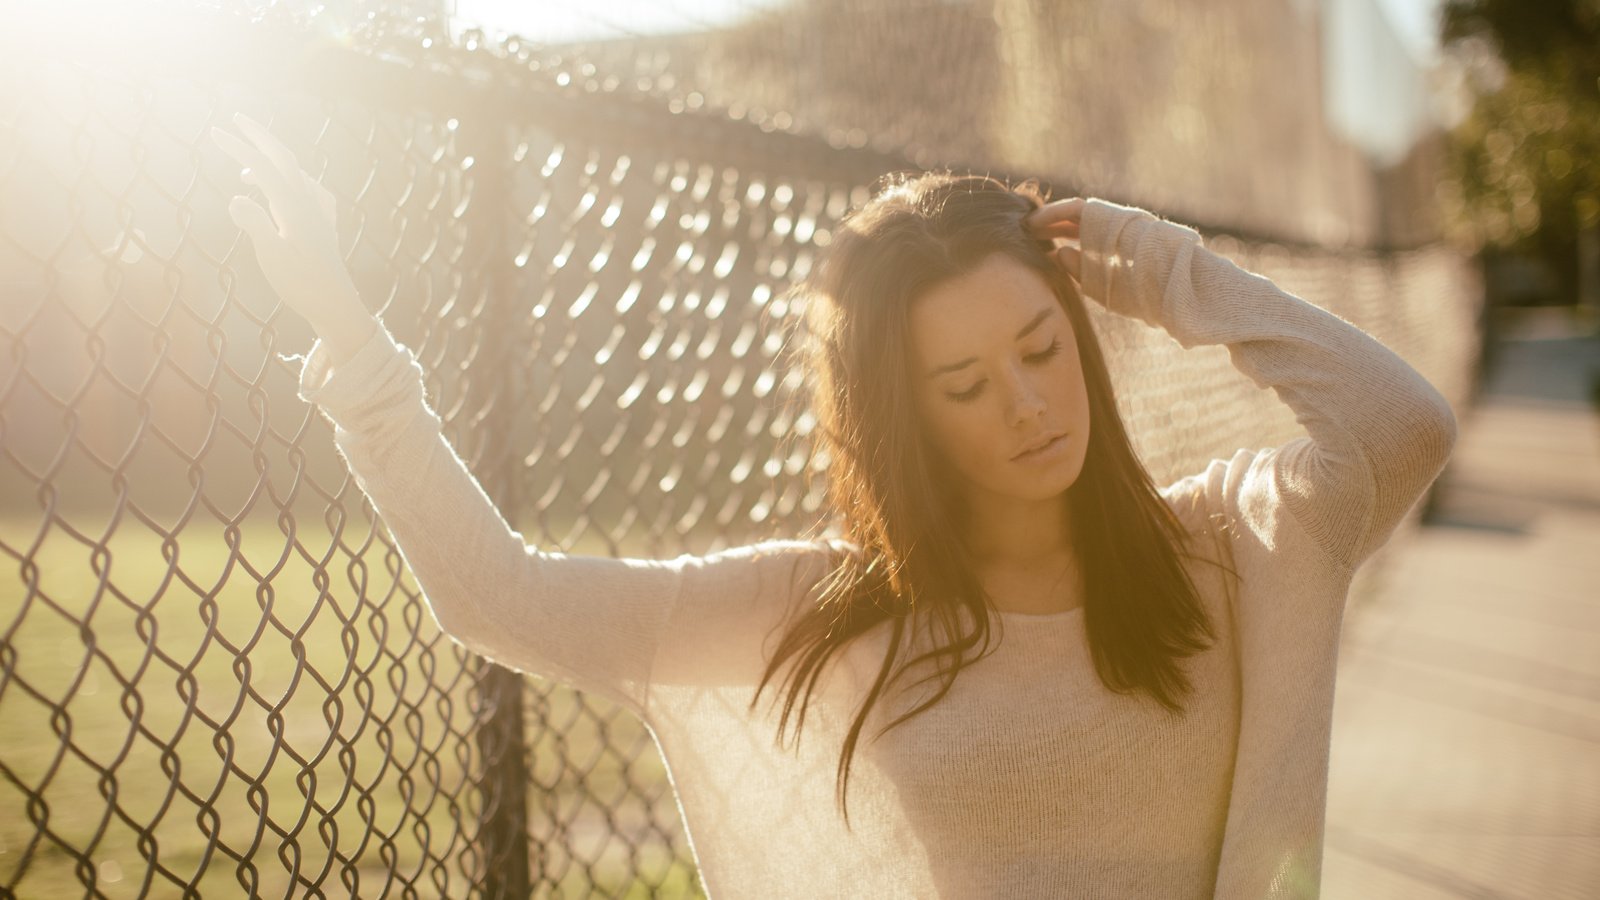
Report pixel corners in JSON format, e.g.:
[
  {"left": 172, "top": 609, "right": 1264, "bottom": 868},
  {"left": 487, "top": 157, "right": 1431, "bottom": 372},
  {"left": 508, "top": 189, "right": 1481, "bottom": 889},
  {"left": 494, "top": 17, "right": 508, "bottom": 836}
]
[{"left": 907, "top": 251, "right": 1092, "bottom": 507}]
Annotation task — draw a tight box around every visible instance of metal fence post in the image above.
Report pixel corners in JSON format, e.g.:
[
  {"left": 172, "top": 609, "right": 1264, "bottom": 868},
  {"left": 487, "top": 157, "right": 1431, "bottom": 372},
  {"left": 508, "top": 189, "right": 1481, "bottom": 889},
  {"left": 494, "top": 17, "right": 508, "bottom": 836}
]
[{"left": 455, "top": 110, "right": 532, "bottom": 900}]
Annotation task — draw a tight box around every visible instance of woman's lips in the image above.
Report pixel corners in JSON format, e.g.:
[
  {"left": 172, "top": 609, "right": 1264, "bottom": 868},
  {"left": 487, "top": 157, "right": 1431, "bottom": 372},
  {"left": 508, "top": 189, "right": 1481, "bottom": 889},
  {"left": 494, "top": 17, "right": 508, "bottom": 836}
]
[{"left": 1013, "top": 433, "right": 1068, "bottom": 462}]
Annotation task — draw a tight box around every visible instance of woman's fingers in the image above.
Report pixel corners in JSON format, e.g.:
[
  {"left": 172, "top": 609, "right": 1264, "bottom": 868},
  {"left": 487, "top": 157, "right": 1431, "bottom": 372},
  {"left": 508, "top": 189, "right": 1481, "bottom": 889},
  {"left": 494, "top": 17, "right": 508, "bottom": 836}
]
[
  {"left": 226, "top": 195, "right": 299, "bottom": 299},
  {"left": 227, "top": 195, "right": 284, "bottom": 245},
  {"left": 211, "top": 114, "right": 364, "bottom": 333},
  {"left": 210, "top": 126, "right": 293, "bottom": 201},
  {"left": 212, "top": 116, "right": 344, "bottom": 250},
  {"left": 1056, "top": 243, "right": 1082, "bottom": 280},
  {"left": 304, "top": 172, "right": 337, "bottom": 223},
  {"left": 231, "top": 113, "right": 306, "bottom": 187},
  {"left": 1024, "top": 196, "right": 1090, "bottom": 280},
  {"left": 1025, "top": 196, "right": 1085, "bottom": 230},
  {"left": 1034, "top": 219, "right": 1079, "bottom": 240},
  {"left": 1025, "top": 198, "right": 1081, "bottom": 278}
]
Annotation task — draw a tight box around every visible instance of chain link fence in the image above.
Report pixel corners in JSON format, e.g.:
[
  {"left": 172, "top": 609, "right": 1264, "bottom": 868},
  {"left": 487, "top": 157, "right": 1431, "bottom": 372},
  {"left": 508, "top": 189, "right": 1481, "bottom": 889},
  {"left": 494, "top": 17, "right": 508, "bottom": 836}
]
[{"left": 1, "top": 1, "right": 1480, "bottom": 896}]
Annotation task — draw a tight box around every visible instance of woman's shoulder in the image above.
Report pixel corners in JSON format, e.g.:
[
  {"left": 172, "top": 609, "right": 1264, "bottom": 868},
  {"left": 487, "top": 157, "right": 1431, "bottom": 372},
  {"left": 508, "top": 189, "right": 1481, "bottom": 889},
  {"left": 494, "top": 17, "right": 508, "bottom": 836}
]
[
  {"left": 1156, "top": 446, "right": 1284, "bottom": 575},
  {"left": 648, "top": 534, "right": 860, "bottom": 695},
  {"left": 1157, "top": 441, "right": 1353, "bottom": 586},
  {"left": 1158, "top": 451, "right": 1231, "bottom": 530},
  {"left": 1158, "top": 446, "right": 1282, "bottom": 522}
]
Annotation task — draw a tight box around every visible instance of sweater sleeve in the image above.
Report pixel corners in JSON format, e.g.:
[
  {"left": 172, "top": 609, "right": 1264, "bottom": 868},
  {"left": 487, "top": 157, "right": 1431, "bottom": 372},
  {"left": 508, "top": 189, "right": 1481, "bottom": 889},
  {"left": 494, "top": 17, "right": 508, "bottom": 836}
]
[
  {"left": 294, "top": 322, "right": 825, "bottom": 719},
  {"left": 1076, "top": 198, "right": 1459, "bottom": 579}
]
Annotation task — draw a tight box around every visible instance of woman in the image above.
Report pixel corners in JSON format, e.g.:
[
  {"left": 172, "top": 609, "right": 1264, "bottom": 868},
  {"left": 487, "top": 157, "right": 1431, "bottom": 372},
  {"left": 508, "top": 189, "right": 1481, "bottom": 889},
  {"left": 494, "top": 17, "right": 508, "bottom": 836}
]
[{"left": 213, "top": 113, "right": 1457, "bottom": 899}]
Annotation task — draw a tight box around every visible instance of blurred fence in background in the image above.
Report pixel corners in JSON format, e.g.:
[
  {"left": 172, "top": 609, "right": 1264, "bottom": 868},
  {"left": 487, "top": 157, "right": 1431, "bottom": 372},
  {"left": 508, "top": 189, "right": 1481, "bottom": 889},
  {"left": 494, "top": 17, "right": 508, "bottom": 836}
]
[{"left": 0, "top": 0, "right": 1481, "bottom": 896}]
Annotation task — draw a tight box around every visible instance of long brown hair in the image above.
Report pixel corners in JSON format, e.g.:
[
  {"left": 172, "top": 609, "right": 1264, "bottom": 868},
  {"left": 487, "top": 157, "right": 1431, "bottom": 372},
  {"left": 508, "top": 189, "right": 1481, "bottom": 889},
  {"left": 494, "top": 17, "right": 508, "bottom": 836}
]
[{"left": 750, "top": 170, "right": 1238, "bottom": 828}]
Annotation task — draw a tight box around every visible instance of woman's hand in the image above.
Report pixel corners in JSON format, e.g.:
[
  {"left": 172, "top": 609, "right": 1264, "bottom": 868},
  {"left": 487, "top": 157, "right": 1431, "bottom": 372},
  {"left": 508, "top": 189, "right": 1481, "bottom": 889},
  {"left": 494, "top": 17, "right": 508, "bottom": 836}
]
[
  {"left": 1022, "top": 196, "right": 1085, "bottom": 282},
  {"left": 211, "top": 113, "right": 377, "bottom": 361}
]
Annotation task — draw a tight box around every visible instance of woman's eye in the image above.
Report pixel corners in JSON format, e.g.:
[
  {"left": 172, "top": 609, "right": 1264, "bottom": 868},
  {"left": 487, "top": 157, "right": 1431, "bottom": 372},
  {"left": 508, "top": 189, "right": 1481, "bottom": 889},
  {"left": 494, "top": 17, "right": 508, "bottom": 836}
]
[
  {"left": 1025, "top": 338, "right": 1063, "bottom": 364},
  {"left": 945, "top": 339, "right": 1062, "bottom": 404}
]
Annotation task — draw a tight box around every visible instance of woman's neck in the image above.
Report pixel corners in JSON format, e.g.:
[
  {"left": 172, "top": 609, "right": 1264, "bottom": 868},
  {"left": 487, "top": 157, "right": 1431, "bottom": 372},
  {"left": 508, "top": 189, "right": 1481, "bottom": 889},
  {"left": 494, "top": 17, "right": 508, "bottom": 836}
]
[{"left": 960, "top": 490, "right": 1074, "bottom": 569}]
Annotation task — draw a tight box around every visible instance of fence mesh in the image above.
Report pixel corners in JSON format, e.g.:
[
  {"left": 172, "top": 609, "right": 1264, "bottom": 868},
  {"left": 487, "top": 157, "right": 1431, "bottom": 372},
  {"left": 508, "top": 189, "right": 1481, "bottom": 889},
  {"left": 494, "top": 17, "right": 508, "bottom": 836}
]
[{"left": 1, "top": 1, "right": 1480, "bottom": 897}]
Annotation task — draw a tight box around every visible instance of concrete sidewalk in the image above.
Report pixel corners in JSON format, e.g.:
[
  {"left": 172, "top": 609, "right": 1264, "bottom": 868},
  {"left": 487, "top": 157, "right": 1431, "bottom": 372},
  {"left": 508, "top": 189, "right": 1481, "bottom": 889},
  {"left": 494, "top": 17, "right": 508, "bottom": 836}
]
[{"left": 1323, "top": 309, "right": 1600, "bottom": 899}]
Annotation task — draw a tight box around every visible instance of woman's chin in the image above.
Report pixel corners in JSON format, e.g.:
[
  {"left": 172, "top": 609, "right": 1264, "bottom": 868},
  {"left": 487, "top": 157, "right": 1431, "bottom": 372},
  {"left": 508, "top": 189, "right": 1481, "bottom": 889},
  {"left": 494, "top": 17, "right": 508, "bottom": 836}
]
[{"left": 987, "top": 477, "right": 1077, "bottom": 505}]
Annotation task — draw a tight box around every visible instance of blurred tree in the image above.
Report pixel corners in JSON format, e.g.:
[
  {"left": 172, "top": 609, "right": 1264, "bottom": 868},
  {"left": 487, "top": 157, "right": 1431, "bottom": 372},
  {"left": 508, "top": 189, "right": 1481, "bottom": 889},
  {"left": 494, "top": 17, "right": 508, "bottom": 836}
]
[{"left": 1439, "top": 0, "right": 1600, "bottom": 304}]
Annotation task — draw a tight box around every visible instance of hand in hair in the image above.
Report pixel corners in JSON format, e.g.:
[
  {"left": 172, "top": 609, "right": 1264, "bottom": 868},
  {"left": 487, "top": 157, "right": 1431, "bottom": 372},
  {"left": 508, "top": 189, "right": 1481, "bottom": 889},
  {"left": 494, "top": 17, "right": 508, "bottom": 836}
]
[{"left": 1022, "top": 196, "right": 1085, "bottom": 282}]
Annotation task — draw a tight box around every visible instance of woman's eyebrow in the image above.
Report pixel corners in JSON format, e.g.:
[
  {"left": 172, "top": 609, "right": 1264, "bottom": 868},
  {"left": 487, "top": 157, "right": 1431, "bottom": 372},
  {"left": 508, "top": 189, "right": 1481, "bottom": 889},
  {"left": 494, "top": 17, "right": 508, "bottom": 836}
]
[{"left": 924, "top": 306, "right": 1054, "bottom": 377}]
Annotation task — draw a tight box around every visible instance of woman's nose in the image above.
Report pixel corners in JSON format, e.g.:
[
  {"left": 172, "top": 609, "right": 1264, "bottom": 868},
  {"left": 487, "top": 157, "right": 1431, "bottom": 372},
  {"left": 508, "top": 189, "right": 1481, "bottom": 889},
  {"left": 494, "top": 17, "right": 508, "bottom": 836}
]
[{"left": 1004, "top": 371, "right": 1046, "bottom": 425}]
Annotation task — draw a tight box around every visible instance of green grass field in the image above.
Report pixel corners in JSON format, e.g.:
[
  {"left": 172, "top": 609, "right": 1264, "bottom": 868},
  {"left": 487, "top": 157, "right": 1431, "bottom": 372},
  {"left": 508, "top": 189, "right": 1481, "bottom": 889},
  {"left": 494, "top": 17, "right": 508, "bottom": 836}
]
[{"left": 0, "top": 512, "right": 703, "bottom": 898}]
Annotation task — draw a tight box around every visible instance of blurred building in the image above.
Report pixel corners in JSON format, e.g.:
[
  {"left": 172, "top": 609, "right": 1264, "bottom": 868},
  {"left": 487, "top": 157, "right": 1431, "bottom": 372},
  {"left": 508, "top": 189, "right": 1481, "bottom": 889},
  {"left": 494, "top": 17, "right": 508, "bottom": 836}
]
[{"left": 526, "top": 0, "right": 1447, "bottom": 249}]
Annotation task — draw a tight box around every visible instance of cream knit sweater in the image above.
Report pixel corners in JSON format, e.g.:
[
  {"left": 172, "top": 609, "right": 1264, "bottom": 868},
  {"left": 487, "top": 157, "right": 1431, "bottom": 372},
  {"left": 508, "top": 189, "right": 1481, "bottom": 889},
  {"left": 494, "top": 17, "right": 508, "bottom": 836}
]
[{"left": 297, "top": 198, "right": 1459, "bottom": 898}]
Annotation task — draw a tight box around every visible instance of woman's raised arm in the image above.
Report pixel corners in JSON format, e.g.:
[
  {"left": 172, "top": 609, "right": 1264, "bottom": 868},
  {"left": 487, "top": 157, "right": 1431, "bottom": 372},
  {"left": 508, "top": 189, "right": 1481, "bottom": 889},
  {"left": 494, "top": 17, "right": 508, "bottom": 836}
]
[
  {"left": 296, "top": 323, "right": 829, "bottom": 717},
  {"left": 1059, "top": 198, "right": 1459, "bottom": 580},
  {"left": 214, "top": 114, "right": 830, "bottom": 719}
]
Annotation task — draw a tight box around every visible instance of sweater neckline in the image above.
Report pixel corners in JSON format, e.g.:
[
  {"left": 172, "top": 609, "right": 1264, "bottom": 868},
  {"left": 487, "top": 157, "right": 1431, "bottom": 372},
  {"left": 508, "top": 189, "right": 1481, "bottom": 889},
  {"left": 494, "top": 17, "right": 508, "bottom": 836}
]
[{"left": 993, "top": 605, "right": 1085, "bottom": 622}]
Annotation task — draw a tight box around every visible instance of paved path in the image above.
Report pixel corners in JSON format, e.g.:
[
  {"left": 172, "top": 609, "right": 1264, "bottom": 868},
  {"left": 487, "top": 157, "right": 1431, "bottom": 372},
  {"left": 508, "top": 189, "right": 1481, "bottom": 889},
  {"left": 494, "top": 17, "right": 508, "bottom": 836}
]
[{"left": 1323, "top": 309, "right": 1600, "bottom": 899}]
